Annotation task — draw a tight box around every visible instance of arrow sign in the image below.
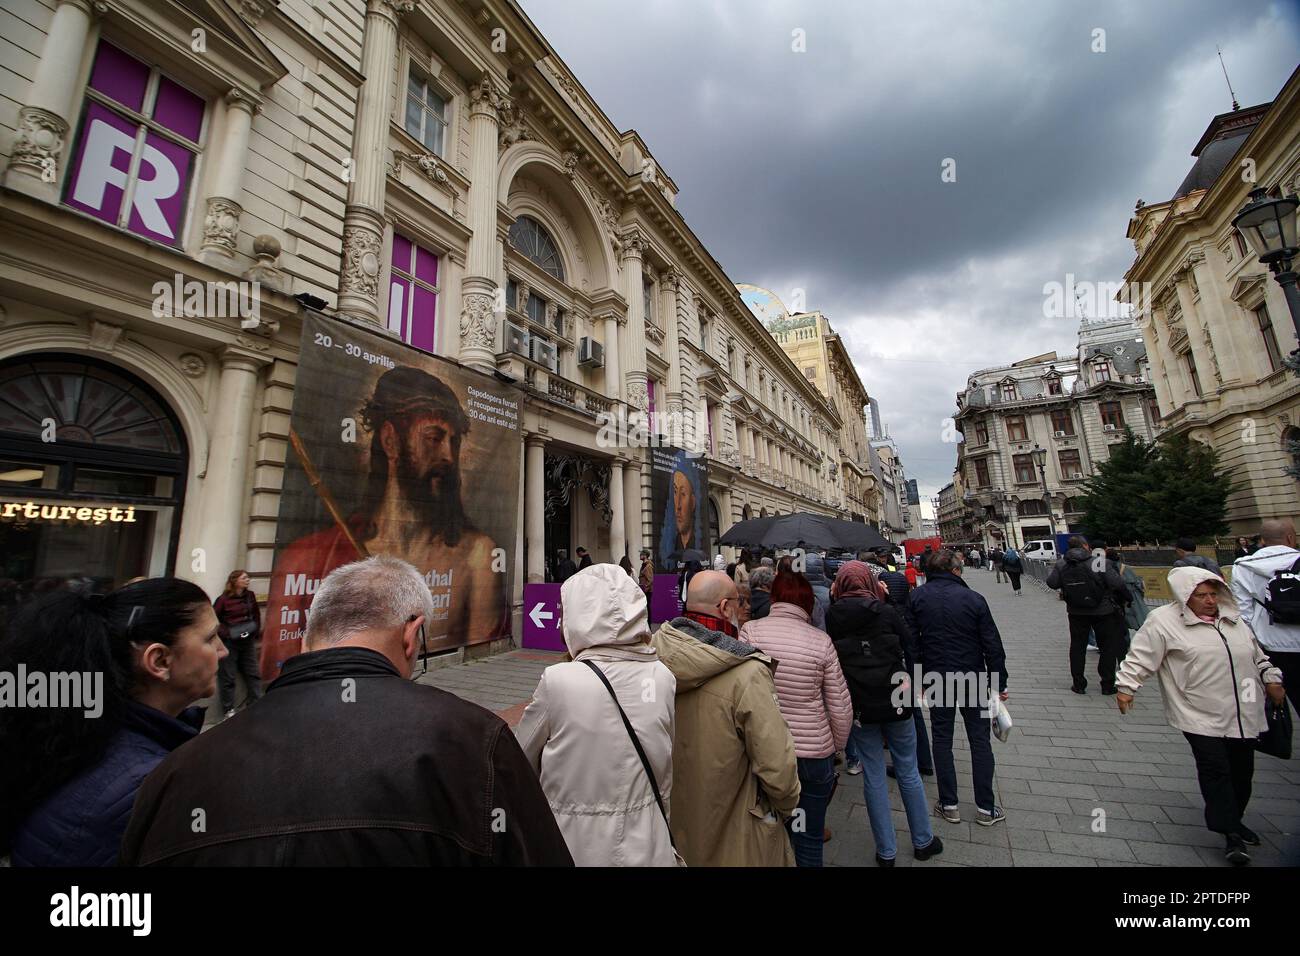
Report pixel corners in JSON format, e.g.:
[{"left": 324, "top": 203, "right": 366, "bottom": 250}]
[
  {"left": 522, "top": 583, "right": 565, "bottom": 651},
  {"left": 529, "top": 603, "right": 554, "bottom": 629}
]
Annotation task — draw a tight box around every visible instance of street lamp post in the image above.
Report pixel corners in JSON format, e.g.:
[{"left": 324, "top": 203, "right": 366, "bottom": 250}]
[
  {"left": 1031, "top": 443, "right": 1057, "bottom": 536},
  {"left": 1233, "top": 187, "right": 1300, "bottom": 371}
]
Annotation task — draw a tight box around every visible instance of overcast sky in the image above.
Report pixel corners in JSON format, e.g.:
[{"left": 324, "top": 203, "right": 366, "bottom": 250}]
[{"left": 520, "top": 0, "right": 1300, "bottom": 509}]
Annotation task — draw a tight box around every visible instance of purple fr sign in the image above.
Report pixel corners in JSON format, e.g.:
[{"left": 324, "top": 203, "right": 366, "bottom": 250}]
[{"left": 522, "top": 582, "right": 564, "bottom": 651}]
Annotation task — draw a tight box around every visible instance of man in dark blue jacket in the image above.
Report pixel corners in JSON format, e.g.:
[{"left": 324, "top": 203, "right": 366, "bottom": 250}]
[
  {"left": 909, "top": 548, "right": 1009, "bottom": 827},
  {"left": 873, "top": 549, "right": 934, "bottom": 776}
]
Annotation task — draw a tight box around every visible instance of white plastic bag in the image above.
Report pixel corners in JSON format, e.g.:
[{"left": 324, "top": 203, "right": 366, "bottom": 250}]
[{"left": 988, "top": 694, "right": 1014, "bottom": 742}]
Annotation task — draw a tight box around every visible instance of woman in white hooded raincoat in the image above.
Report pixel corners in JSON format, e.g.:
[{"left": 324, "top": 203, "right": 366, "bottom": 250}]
[{"left": 516, "top": 563, "right": 677, "bottom": 866}]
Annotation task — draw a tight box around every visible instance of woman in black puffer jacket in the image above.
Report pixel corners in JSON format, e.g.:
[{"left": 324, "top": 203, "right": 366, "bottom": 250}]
[{"left": 826, "top": 561, "right": 941, "bottom": 867}]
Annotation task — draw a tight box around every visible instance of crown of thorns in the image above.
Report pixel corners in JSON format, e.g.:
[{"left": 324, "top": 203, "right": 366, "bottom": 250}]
[{"left": 360, "top": 381, "right": 469, "bottom": 435}]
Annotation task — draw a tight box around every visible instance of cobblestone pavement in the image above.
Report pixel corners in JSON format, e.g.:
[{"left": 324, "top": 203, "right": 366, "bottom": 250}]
[{"left": 422, "top": 572, "right": 1300, "bottom": 867}]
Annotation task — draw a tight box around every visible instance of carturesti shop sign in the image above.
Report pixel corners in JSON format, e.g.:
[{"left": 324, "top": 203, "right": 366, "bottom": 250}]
[{"left": 1, "top": 501, "right": 140, "bottom": 525}]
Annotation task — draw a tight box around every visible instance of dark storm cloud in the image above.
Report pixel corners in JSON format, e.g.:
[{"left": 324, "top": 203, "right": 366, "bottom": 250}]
[{"left": 520, "top": 0, "right": 1300, "bottom": 500}]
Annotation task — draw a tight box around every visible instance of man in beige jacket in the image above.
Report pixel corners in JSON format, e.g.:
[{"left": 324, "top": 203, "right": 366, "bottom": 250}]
[
  {"left": 1116, "top": 566, "right": 1285, "bottom": 866},
  {"left": 652, "top": 570, "right": 800, "bottom": 866}
]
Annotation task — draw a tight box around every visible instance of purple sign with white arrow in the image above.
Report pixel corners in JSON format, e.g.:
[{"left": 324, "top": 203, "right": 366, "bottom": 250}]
[{"left": 522, "top": 582, "right": 564, "bottom": 651}]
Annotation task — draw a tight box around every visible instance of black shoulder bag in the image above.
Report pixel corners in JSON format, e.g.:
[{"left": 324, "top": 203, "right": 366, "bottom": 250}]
[{"left": 581, "top": 660, "right": 681, "bottom": 858}]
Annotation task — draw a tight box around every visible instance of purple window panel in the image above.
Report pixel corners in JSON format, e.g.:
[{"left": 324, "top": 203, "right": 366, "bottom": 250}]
[
  {"left": 410, "top": 286, "right": 437, "bottom": 353},
  {"left": 415, "top": 245, "right": 439, "bottom": 285},
  {"left": 124, "top": 129, "right": 193, "bottom": 245},
  {"left": 89, "top": 41, "right": 148, "bottom": 113},
  {"left": 391, "top": 233, "right": 412, "bottom": 270},
  {"left": 388, "top": 276, "right": 410, "bottom": 338},
  {"left": 152, "top": 76, "right": 204, "bottom": 142},
  {"left": 64, "top": 101, "right": 137, "bottom": 228}
]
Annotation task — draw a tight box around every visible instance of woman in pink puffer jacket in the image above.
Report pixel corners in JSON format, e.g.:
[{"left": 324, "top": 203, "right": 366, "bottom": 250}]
[{"left": 739, "top": 570, "right": 853, "bottom": 867}]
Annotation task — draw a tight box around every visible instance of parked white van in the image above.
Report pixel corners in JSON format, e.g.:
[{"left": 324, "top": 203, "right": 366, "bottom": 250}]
[{"left": 1021, "top": 539, "right": 1058, "bottom": 562}]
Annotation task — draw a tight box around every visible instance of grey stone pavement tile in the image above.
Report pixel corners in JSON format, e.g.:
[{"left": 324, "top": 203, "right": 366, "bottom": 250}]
[{"left": 420, "top": 570, "right": 1299, "bottom": 866}]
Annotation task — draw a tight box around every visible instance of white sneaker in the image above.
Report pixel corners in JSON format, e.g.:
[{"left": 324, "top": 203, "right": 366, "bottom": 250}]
[
  {"left": 223, "top": 708, "right": 236, "bottom": 719},
  {"left": 846, "top": 759, "right": 863, "bottom": 775}
]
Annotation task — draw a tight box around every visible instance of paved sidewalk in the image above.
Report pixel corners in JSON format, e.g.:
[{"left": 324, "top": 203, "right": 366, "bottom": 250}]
[{"left": 422, "top": 574, "right": 1300, "bottom": 867}]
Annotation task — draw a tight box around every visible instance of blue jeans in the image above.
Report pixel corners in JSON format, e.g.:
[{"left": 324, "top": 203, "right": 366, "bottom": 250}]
[
  {"left": 852, "top": 720, "right": 934, "bottom": 861},
  {"left": 786, "top": 755, "right": 837, "bottom": 867}
]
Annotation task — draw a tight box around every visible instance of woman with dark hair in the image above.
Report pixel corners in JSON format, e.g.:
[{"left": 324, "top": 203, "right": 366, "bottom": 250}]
[
  {"left": 740, "top": 571, "right": 852, "bottom": 866},
  {"left": 1, "top": 578, "right": 224, "bottom": 866},
  {"left": 618, "top": 554, "right": 635, "bottom": 577},
  {"left": 213, "top": 569, "right": 263, "bottom": 719},
  {"left": 826, "top": 561, "right": 942, "bottom": 866}
]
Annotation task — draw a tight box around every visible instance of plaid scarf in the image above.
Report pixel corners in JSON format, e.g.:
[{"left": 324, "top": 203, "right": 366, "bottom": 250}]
[{"left": 683, "top": 609, "right": 737, "bottom": 638}]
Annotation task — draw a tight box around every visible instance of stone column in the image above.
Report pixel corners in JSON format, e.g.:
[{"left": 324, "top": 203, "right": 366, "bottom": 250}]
[
  {"left": 1187, "top": 248, "right": 1244, "bottom": 385},
  {"left": 525, "top": 434, "right": 548, "bottom": 583},
  {"left": 608, "top": 457, "right": 626, "bottom": 563},
  {"left": 337, "top": 0, "right": 413, "bottom": 324},
  {"left": 603, "top": 311, "right": 622, "bottom": 399},
  {"left": 458, "top": 73, "right": 512, "bottom": 371},
  {"left": 623, "top": 456, "right": 642, "bottom": 561},
  {"left": 719, "top": 486, "right": 734, "bottom": 557},
  {"left": 1141, "top": 312, "right": 1174, "bottom": 417},
  {"left": 195, "top": 347, "right": 266, "bottom": 598},
  {"left": 4, "top": 0, "right": 98, "bottom": 200},
  {"left": 199, "top": 90, "right": 259, "bottom": 264},
  {"left": 620, "top": 227, "right": 649, "bottom": 412},
  {"left": 661, "top": 267, "right": 683, "bottom": 429},
  {"left": 1173, "top": 272, "right": 1221, "bottom": 395}
]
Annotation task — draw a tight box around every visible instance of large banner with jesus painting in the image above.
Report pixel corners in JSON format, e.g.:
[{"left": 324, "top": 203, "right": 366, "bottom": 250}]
[{"left": 261, "top": 314, "right": 521, "bottom": 680}]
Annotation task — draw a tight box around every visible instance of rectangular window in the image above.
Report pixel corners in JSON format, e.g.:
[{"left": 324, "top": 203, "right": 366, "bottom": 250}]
[
  {"left": 1006, "top": 415, "right": 1028, "bottom": 442},
  {"left": 1095, "top": 362, "right": 1112, "bottom": 382},
  {"left": 388, "top": 233, "right": 439, "bottom": 353},
  {"left": 64, "top": 40, "right": 205, "bottom": 247},
  {"left": 974, "top": 423, "right": 988, "bottom": 444},
  {"left": 973, "top": 459, "right": 990, "bottom": 488},
  {"left": 1186, "top": 354, "right": 1202, "bottom": 396},
  {"left": 1013, "top": 454, "right": 1036, "bottom": 484},
  {"left": 405, "top": 68, "right": 448, "bottom": 156},
  {"left": 1046, "top": 378, "right": 1063, "bottom": 395},
  {"left": 526, "top": 292, "right": 547, "bottom": 327},
  {"left": 1256, "top": 304, "right": 1283, "bottom": 373},
  {"left": 1001, "top": 383, "right": 1017, "bottom": 401},
  {"left": 1018, "top": 499, "right": 1047, "bottom": 516},
  {"left": 1059, "top": 449, "right": 1081, "bottom": 477},
  {"left": 1100, "top": 401, "right": 1123, "bottom": 428},
  {"left": 643, "top": 279, "right": 655, "bottom": 327},
  {"left": 1050, "top": 409, "right": 1074, "bottom": 435},
  {"left": 506, "top": 279, "right": 518, "bottom": 312},
  {"left": 1148, "top": 397, "right": 1161, "bottom": 424}
]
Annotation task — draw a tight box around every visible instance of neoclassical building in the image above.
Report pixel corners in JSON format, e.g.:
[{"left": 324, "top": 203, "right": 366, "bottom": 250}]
[
  {"left": 1122, "top": 65, "right": 1300, "bottom": 532},
  {"left": 0, "top": 0, "right": 869, "bottom": 645},
  {"left": 952, "top": 318, "right": 1159, "bottom": 549}
]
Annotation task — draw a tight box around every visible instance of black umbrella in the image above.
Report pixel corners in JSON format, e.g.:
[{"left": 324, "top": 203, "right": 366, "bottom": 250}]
[
  {"left": 678, "top": 548, "right": 707, "bottom": 564},
  {"left": 722, "top": 512, "right": 891, "bottom": 553},
  {"left": 717, "top": 516, "right": 777, "bottom": 548}
]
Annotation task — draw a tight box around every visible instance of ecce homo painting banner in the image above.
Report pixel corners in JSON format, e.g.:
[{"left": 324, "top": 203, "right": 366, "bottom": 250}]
[{"left": 261, "top": 315, "right": 521, "bottom": 681}]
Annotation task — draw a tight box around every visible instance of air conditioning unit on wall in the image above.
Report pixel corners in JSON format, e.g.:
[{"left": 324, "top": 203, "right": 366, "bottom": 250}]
[
  {"left": 502, "top": 320, "right": 529, "bottom": 357},
  {"left": 577, "top": 337, "right": 604, "bottom": 368},
  {"left": 530, "top": 336, "right": 558, "bottom": 372},
  {"left": 1054, "top": 430, "right": 1067, "bottom": 438}
]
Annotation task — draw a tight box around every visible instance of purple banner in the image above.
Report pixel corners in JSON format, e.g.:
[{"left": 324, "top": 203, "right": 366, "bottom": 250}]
[
  {"left": 522, "top": 582, "right": 564, "bottom": 651},
  {"left": 650, "top": 572, "right": 680, "bottom": 624},
  {"left": 125, "top": 130, "right": 193, "bottom": 246}
]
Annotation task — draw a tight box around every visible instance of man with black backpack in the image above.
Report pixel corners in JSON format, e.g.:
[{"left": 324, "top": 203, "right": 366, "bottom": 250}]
[
  {"left": 1230, "top": 518, "right": 1300, "bottom": 712},
  {"left": 1047, "top": 536, "right": 1131, "bottom": 695}
]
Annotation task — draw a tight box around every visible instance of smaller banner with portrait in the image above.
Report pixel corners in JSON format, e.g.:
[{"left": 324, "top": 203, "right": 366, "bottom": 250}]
[{"left": 650, "top": 445, "right": 710, "bottom": 572}]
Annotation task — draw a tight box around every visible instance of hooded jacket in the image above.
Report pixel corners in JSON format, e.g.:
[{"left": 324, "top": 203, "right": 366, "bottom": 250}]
[
  {"left": 1229, "top": 545, "right": 1300, "bottom": 653},
  {"left": 802, "top": 553, "right": 831, "bottom": 630},
  {"left": 1117, "top": 567, "right": 1283, "bottom": 739},
  {"left": 516, "top": 565, "right": 677, "bottom": 867},
  {"left": 652, "top": 616, "right": 800, "bottom": 867},
  {"left": 739, "top": 602, "right": 853, "bottom": 758},
  {"left": 825, "top": 594, "right": 915, "bottom": 724},
  {"left": 121, "top": 647, "right": 572, "bottom": 866},
  {"left": 1046, "top": 547, "right": 1130, "bottom": 617}
]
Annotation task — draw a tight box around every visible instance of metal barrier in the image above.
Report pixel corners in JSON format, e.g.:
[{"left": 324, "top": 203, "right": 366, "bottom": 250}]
[{"left": 1015, "top": 559, "right": 1229, "bottom": 607}]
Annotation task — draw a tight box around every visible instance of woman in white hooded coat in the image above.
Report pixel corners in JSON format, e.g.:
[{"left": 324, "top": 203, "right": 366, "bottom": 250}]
[{"left": 516, "top": 563, "right": 678, "bottom": 866}]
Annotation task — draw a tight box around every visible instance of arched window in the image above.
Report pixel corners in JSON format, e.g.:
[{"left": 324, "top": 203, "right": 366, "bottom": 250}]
[
  {"left": 742, "top": 503, "right": 753, "bottom": 521},
  {"left": 508, "top": 215, "right": 564, "bottom": 280}
]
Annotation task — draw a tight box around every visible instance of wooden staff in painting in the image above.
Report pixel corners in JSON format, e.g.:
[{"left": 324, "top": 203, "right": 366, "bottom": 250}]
[{"left": 289, "top": 427, "right": 369, "bottom": 559}]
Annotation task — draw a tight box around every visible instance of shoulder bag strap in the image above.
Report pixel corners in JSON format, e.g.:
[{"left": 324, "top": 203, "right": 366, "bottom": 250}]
[{"left": 580, "top": 659, "right": 675, "bottom": 849}]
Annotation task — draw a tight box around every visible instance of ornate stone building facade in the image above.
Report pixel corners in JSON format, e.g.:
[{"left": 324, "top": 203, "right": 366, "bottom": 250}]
[
  {"left": 952, "top": 318, "right": 1159, "bottom": 549},
  {"left": 1122, "top": 66, "right": 1300, "bottom": 532},
  {"left": 0, "top": 0, "right": 870, "bottom": 643}
]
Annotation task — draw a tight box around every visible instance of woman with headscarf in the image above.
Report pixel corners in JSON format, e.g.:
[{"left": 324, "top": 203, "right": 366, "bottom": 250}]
[
  {"left": 516, "top": 564, "right": 678, "bottom": 866},
  {"left": 825, "top": 561, "right": 941, "bottom": 866},
  {"left": 1116, "top": 567, "right": 1285, "bottom": 866}
]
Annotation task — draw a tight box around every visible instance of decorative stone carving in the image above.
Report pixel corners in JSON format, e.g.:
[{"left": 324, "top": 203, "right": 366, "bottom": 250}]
[
  {"left": 380, "top": 0, "right": 417, "bottom": 15},
  {"left": 87, "top": 319, "right": 125, "bottom": 353},
  {"left": 242, "top": 234, "right": 288, "bottom": 293},
  {"left": 340, "top": 225, "right": 382, "bottom": 303},
  {"left": 561, "top": 150, "right": 579, "bottom": 180},
  {"left": 499, "top": 107, "right": 531, "bottom": 150},
  {"left": 7, "top": 106, "right": 67, "bottom": 178},
  {"left": 626, "top": 380, "right": 648, "bottom": 411},
  {"left": 460, "top": 292, "right": 496, "bottom": 352},
  {"left": 201, "top": 197, "right": 242, "bottom": 256},
  {"left": 515, "top": 281, "right": 530, "bottom": 312},
  {"left": 393, "top": 150, "right": 451, "bottom": 188},
  {"left": 178, "top": 353, "right": 208, "bottom": 378},
  {"left": 236, "top": 0, "right": 270, "bottom": 25},
  {"left": 470, "top": 74, "right": 512, "bottom": 121},
  {"left": 618, "top": 226, "right": 644, "bottom": 259},
  {"left": 234, "top": 334, "right": 272, "bottom": 353}
]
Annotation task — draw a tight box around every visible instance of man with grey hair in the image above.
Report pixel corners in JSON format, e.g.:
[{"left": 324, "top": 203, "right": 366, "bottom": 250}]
[
  {"left": 749, "top": 565, "right": 775, "bottom": 620},
  {"left": 123, "top": 556, "right": 572, "bottom": 866}
]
